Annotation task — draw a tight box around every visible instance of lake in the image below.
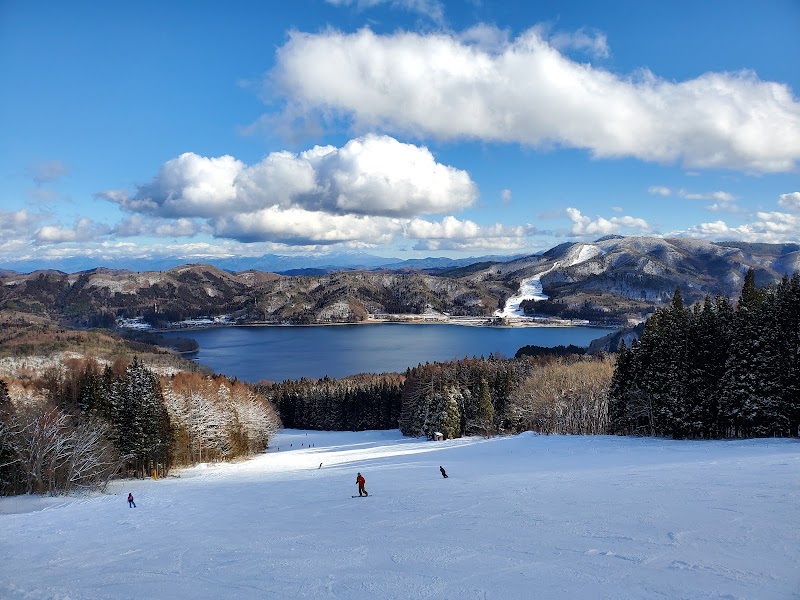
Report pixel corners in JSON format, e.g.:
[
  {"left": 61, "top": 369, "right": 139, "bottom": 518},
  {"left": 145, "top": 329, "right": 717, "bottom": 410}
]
[{"left": 162, "top": 323, "right": 611, "bottom": 382}]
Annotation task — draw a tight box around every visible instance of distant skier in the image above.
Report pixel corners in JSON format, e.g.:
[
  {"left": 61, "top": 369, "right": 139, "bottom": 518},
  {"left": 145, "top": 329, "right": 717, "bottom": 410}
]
[
  {"left": 356, "top": 472, "right": 368, "bottom": 497},
  {"left": 127, "top": 493, "right": 136, "bottom": 508},
  {"left": 319, "top": 462, "right": 323, "bottom": 469},
  {"left": 439, "top": 466, "right": 448, "bottom": 478}
]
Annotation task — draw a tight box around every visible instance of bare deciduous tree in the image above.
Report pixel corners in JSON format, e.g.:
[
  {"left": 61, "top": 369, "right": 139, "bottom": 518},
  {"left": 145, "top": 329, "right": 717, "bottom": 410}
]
[{"left": 508, "top": 358, "right": 614, "bottom": 435}]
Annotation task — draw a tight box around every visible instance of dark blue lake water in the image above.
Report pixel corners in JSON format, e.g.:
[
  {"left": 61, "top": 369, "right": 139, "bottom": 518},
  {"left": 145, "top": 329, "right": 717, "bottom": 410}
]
[{"left": 162, "top": 324, "right": 611, "bottom": 382}]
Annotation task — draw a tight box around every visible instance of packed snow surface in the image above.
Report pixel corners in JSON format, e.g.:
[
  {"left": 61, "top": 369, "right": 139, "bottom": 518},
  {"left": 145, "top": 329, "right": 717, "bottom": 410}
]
[{"left": 1, "top": 430, "right": 797, "bottom": 599}]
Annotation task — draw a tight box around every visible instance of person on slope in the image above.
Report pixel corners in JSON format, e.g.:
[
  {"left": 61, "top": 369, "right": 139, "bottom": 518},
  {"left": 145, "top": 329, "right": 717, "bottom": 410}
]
[
  {"left": 127, "top": 493, "right": 136, "bottom": 508},
  {"left": 439, "top": 466, "right": 448, "bottom": 478},
  {"left": 356, "top": 472, "right": 368, "bottom": 497}
]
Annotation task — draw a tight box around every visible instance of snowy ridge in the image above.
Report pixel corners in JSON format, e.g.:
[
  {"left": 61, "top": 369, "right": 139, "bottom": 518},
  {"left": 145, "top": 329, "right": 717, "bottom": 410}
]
[
  {"left": 496, "top": 243, "right": 602, "bottom": 319},
  {"left": 1, "top": 429, "right": 796, "bottom": 599}
]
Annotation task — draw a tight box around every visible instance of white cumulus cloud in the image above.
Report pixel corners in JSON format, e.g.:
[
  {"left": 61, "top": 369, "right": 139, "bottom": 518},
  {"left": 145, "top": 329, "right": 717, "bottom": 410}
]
[
  {"left": 34, "top": 219, "right": 110, "bottom": 244},
  {"left": 683, "top": 212, "right": 800, "bottom": 243},
  {"left": 111, "top": 153, "right": 246, "bottom": 218},
  {"left": 212, "top": 207, "right": 403, "bottom": 245},
  {"left": 271, "top": 27, "right": 800, "bottom": 173},
  {"left": 114, "top": 215, "right": 207, "bottom": 238},
  {"left": 0, "top": 210, "right": 45, "bottom": 241},
  {"left": 413, "top": 237, "right": 532, "bottom": 252},
  {"left": 105, "top": 135, "right": 476, "bottom": 220},
  {"left": 566, "top": 208, "right": 651, "bottom": 236},
  {"left": 403, "top": 216, "right": 529, "bottom": 241},
  {"left": 778, "top": 191, "right": 800, "bottom": 212}
]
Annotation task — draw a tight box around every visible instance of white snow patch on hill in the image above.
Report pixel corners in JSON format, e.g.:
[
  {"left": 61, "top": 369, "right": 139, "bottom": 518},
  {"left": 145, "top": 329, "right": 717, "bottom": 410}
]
[
  {"left": 0, "top": 351, "right": 87, "bottom": 378},
  {"left": 0, "top": 429, "right": 797, "bottom": 599},
  {"left": 497, "top": 244, "right": 602, "bottom": 319}
]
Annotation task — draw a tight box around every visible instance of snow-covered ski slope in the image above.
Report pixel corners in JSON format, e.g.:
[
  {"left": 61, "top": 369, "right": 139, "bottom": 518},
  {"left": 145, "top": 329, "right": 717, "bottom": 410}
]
[
  {"left": 497, "top": 243, "right": 602, "bottom": 319},
  {"left": 1, "top": 429, "right": 798, "bottom": 599}
]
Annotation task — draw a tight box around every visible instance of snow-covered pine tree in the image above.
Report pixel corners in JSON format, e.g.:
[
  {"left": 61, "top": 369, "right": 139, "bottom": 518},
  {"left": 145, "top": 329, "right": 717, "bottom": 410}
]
[
  {"left": 477, "top": 377, "right": 495, "bottom": 438},
  {"left": 628, "top": 308, "right": 670, "bottom": 436},
  {"left": 776, "top": 274, "right": 800, "bottom": 436},
  {"left": 659, "top": 289, "right": 691, "bottom": 437},
  {"left": 720, "top": 269, "right": 770, "bottom": 437},
  {"left": 747, "top": 287, "right": 786, "bottom": 436},
  {"left": 607, "top": 340, "right": 632, "bottom": 434},
  {"left": 684, "top": 296, "right": 729, "bottom": 438},
  {"left": 398, "top": 364, "right": 433, "bottom": 437},
  {"left": 120, "top": 358, "right": 172, "bottom": 476},
  {"left": 76, "top": 362, "right": 104, "bottom": 416},
  {"left": 439, "top": 386, "right": 462, "bottom": 440}
]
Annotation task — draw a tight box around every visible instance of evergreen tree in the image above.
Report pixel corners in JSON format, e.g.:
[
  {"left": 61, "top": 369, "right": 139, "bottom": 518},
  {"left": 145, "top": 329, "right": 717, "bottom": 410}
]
[
  {"left": 477, "top": 377, "right": 495, "bottom": 437},
  {"left": 776, "top": 274, "right": 800, "bottom": 436},
  {"left": 440, "top": 388, "right": 462, "bottom": 440},
  {"left": 607, "top": 269, "right": 797, "bottom": 439},
  {"left": 607, "top": 340, "right": 631, "bottom": 434},
  {"left": 0, "top": 379, "right": 20, "bottom": 494},
  {"left": 720, "top": 269, "right": 775, "bottom": 436},
  {"left": 661, "top": 289, "right": 690, "bottom": 437},
  {"left": 626, "top": 315, "right": 661, "bottom": 435},
  {"left": 684, "top": 297, "right": 728, "bottom": 438},
  {"left": 107, "top": 358, "right": 173, "bottom": 476}
]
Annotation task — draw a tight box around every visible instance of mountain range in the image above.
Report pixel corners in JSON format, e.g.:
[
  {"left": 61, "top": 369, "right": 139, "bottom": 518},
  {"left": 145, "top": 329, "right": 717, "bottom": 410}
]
[
  {"left": 1, "top": 236, "right": 798, "bottom": 329},
  {"left": 0, "top": 252, "right": 526, "bottom": 276}
]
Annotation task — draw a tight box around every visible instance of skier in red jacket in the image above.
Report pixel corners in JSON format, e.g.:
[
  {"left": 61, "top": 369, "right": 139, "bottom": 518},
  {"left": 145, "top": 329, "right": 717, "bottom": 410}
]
[{"left": 356, "top": 472, "right": 368, "bottom": 496}]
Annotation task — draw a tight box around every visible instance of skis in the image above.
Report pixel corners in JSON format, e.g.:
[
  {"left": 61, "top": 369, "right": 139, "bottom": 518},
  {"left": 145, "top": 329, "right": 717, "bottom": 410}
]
[{"left": 351, "top": 495, "right": 370, "bottom": 498}]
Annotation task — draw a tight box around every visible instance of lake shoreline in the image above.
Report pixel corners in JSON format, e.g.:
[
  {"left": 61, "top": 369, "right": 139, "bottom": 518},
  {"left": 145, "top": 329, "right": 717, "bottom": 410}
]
[
  {"left": 148, "top": 314, "right": 617, "bottom": 333},
  {"left": 157, "top": 322, "right": 614, "bottom": 382}
]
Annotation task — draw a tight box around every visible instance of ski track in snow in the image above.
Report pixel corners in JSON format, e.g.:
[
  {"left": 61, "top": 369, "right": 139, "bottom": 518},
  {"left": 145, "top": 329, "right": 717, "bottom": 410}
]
[
  {"left": 497, "top": 244, "right": 602, "bottom": 320},
  {"left": 0, "top": 430, "right": 798, "bottom": 600}
]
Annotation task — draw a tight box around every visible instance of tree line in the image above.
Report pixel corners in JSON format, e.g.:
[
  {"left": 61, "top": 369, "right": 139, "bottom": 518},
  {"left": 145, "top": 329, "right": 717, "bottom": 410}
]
[
  {"left": 258, "top": 374, "right": 404, "bottom": 431},
  {"left": 399, "top": 354, "right": 614, "bottom": 438},
  {"left": 608, "top": 270, "right": 800, "bottom": 438},
  {"left": 5, "top": 269, "right": 795, "bottom": 495},
  {"left": 259, "top": 353, "right": 614, "bottom": 441},
  {"left": 0, "top": 358, "right": 280, "bottom": 496}
]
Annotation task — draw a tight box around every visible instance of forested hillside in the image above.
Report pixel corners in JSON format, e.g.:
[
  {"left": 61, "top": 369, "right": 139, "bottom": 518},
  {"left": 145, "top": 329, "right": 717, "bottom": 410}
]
[
  {"left": 0, "top": 264, "right": 504, "bottom": 328},
  {"left": 472, "top": 237, "right": 800, "bottom": 325},
  {"left": 3, "top": 236, "right": 799, "bottom": 328},
  {"left": 2, "top": 266, "right": 798, "bottom": 498},
  {"left": 257, "top": 353, "right": 614, "bottom": 441},
  {"left": 608, "top": 270, "right": 800, "bottom": 438},
  {"left": 0, "top": 358, "right": 280, "bottom": 496}
]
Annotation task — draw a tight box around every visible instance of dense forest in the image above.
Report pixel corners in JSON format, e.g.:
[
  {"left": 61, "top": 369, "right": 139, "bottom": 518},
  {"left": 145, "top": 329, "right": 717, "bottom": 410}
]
[
  {"left": 0, "top": 359, "right": 280, "bottom": 496},
  {"left": 260, "top": 353, "right": 614, "bottom": 440},
  {"left": 258, "top": 374, "right": 405, "bottom": 431},
  {"left": 398, "top": 354, "right": 614, "bottom": 438},
  {"left": 608, "top": 270, "right": 800, "bottom": 439}
]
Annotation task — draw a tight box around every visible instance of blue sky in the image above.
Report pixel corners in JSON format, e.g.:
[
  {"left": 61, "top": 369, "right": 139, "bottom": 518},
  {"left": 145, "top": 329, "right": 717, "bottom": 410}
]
[{"left": 1, "top": 0, "right": 799, "bottom": 266}]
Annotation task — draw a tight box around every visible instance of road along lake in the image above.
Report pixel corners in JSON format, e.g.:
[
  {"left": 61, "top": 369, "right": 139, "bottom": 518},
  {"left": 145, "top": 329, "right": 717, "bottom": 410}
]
[{"left": 161, "top": 323, "right": 612, "bottom": 382}]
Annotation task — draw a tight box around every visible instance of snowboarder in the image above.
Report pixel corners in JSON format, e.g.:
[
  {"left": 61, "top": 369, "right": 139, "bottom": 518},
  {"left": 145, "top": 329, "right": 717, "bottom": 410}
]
[
  {"left": 356, "top": 472, "right": 368, "bottom": 496},
  {"left": 127, "top": 493, "right": 136, "bottom": 508},
  {"left": 439, "top": 466, "right": 448, "bottom": 478}
]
